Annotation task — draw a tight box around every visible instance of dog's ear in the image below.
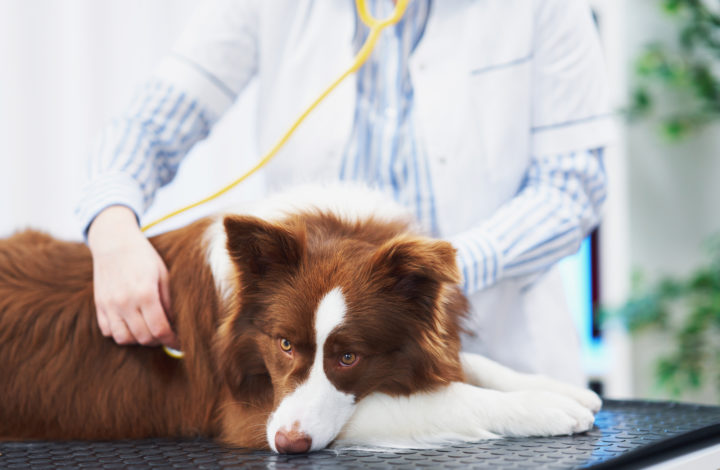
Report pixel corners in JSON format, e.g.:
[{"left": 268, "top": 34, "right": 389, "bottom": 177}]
[
  {"left": 370, "top": 236, "right": 467, "bottom": 388},
  {"left": 371, "top": 235, "right": 461, "bottom": 303},
  {"left": 214, "top": 322, "right": 273, "bottom": 407},
  {"left": 223, "top": 215, "right": 305, "bottom": 277}
]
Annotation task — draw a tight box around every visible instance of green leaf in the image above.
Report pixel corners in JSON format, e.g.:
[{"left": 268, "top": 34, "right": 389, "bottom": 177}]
[
  {"left": 631, "top": 88, "right": 653, "bottom": 116},
  {"left": 658, "top": 278, "right": 685, "bottom": 298},
  {"left": 663, "top": 0, "right": 682, "bottom": 14},
  {"left": 662, "top": 118, "right": 691, "bottom": 140}
]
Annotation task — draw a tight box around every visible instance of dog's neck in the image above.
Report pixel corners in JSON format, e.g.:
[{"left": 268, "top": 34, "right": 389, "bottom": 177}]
[{"left": 149, "top": 218, "right": 224, "bottom": 376}]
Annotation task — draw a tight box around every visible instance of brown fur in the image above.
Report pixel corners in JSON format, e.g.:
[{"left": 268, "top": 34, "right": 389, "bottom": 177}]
[{"left": 0, "top": 211, "right": 468, "bottom": 449}]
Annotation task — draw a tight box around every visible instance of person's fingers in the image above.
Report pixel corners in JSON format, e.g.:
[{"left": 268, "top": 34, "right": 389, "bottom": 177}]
[
  {"left": 96, "top": 307, "right": 111, "bottom": 337},
  {"left": 155, "top": 265, "right": 180, "bottom": 349},
  {"left": 108, "top": 314, "right": 135, "bottom": 345},
  {"left": 123, "top": 307, "right": 156, "bottom": 346},
  {"left": 158, "top": 264, "right": 172, "bottom": 320},
  {"left": 140, "top": 290, "right": 178, "bottom": 349}
]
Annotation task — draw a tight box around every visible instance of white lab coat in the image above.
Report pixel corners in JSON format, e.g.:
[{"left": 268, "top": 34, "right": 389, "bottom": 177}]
[{"left": 159, "top": 0, "right": 614, "bottom": 385}]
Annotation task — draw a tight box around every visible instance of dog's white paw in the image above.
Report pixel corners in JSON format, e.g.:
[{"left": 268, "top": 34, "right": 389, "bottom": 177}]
[
  {"left": 493, "top": 390, "right": 596, "bottom": 437},
  {"left": 569, "top": 387, "right": 602, "bottom": 414},
  {"left": 459, "top": 353, "right": 602, "bottom": 415},
  {"left": 529, "top": 377, "right": 603, "bottom": 414}
]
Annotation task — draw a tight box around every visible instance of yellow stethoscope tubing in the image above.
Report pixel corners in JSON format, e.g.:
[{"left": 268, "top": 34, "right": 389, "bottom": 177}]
[
  {"left": 142, "top": 0, "right": 410, "bottom": 234},
  {"left": 158, "top": 0, "right": 410, "bottom": 359}
]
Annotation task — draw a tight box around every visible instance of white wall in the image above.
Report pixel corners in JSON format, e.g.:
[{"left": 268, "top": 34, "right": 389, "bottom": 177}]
[{"left": 0, "top": 0, "right": 187, "bottom": 239}]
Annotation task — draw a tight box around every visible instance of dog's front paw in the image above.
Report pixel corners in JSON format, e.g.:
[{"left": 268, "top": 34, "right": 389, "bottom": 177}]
[
  {"left": 459, "top": 353, "right": 602, "bottom": 415},
  {"left": 569, "top": 387, "right": 602, "bottom": 414},
  {"left": 494, "top": 390, "right": 595, "bottom": 437},
  {"left": 530, "top": 377, "right": 603, "bottom": 414}
]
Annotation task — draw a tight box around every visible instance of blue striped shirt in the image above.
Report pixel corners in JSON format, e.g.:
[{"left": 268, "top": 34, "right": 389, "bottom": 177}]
[
  {"left": 76, "top": 0, "right": 607, "bottom": 296},
  {"left": 341, "top": 0, "right": 437, "bottom": 235}
]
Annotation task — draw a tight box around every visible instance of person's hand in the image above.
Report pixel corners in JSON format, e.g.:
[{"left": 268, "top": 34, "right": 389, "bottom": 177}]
[{"left": 87, "top": 205, "right": 179, "bottom": 349}]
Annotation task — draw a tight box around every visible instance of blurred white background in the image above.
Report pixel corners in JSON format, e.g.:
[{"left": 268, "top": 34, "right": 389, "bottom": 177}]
[{"left": 1, "top": 0, "right": 719, "bottom": 403}]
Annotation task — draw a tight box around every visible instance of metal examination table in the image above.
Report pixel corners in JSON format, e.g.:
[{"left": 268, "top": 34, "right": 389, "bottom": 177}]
[{"left": 1, "top": 400, "right": 719, "bottom": 469}]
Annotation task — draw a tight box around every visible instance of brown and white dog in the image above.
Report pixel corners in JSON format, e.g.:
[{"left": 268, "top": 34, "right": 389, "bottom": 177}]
[{"left": 0, "top": 185, "right": 601, "bottom": 453}]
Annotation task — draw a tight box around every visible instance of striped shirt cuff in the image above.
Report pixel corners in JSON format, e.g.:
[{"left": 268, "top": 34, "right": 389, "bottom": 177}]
[
  {"left": 75, "top": 172, "right": 145, "bottom": 238},
  {"left": 449, "top": 229, "right": 504, "bottom": 295}
]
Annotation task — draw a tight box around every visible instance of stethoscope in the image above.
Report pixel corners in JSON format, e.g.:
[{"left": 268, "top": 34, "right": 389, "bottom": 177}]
[{"left": 161, "top": 0, "right": 411, "bottom": 360}]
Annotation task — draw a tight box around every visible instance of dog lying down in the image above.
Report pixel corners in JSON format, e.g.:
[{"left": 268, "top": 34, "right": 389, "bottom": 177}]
[{"left": 0, "top": 185, "right": 601, "bottom": 453}]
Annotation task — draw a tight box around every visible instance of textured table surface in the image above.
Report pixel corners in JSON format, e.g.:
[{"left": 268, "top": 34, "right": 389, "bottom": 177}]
[{"left": 1, "top": 400, "right": 719, "bottom": 469}]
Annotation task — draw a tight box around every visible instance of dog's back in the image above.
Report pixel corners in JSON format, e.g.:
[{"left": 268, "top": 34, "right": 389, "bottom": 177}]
[
  {"left": 0, "top": 225, "right": 221, "bottom": 440},
  {"left": 0, "top": 231, "right": 100, "bottom": 437}
]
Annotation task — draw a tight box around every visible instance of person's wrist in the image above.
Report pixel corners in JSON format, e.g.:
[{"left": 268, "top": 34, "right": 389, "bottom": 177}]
[{"left": 87, "top": 205, "right": 142, "bottom": 251}]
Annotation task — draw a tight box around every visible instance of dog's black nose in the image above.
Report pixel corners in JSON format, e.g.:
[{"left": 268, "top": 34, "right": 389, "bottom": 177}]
[{"left": 275, "top": 428, "right": 312, "bottom": 454}]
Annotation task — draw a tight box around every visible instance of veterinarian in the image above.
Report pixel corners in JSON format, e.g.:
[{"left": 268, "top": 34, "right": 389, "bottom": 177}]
[{"left": 77, "top": 0, "right": 613, "bottom": 386}]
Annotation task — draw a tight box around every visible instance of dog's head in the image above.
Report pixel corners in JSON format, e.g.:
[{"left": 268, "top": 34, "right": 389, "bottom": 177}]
[{"left": 215, "top": 213, "right": 468, "bottom": 453}]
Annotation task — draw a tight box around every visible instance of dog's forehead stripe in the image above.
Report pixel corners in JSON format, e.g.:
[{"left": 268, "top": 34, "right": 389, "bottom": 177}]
[
  {"left": 265, "top": 287, "right": 354, "bottom": 451},
  {"left": 314, "top": 287, "right": 346, "bottom": 346}
]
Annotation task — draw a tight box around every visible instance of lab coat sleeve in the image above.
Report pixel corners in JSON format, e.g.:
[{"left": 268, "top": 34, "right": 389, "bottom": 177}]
[
  {"left": 75, "top": 0, "right": 259, "bottom": 235},
  {"left": 449, "top": 147, "right": 607, "bottom": 295},
  {"left": 448, "top": 0, "right": 613, "bottom": 294},
  {"left": 529, "top": 0, "right": 614, "bottom": 155}
]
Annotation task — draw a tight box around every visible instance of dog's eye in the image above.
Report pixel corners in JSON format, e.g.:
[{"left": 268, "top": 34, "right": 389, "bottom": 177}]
[
  {"left": 339, "top": 352, "right": 357, "bottom": 367},
  {"left": 279, "top": 338, "right": 292, "bottom": 353}
]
